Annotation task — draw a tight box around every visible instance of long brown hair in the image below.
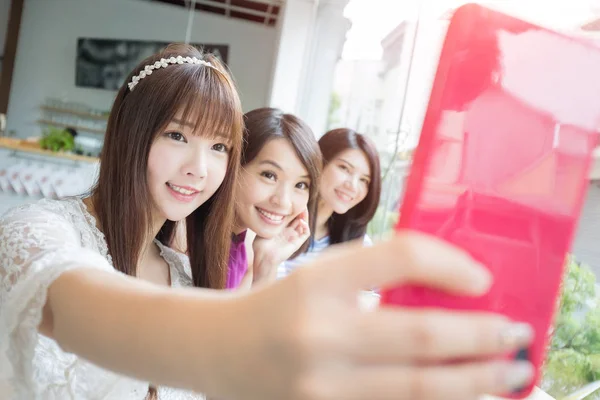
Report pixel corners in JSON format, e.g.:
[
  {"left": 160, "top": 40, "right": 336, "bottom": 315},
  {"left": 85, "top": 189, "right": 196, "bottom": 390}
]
[
  {"left": 318, "top": 128, "right": 381, "bottom": 245},
  {"left": 91, "top": 43, "right": 243, "bottom": 290},
  {"left": 242, "top": 108, "right": 322, "bottom": 256}
]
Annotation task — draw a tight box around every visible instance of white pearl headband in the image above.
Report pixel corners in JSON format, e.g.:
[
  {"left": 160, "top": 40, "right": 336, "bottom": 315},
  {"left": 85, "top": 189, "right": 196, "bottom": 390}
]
[{"left": 127, "top": 55, "right": 216, "bottom": 91}]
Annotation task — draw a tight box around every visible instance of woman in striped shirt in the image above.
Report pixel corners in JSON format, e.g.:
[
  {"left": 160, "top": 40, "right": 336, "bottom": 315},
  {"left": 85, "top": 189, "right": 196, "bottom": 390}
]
[{"left": 279, "top": 128, "right": 381, "bottom": 278}]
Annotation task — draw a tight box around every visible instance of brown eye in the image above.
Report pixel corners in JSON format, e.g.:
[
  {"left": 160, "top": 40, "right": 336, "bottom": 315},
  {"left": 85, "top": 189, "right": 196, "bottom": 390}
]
[
  {"left": 261, "top": 171, "right": 277, "bottom": 181},
  {"left": 212, "top": 143, "right": 229, "bottom": 153},
  {"left": 166, "top": 132, "right": 186, "bottom": 142}
]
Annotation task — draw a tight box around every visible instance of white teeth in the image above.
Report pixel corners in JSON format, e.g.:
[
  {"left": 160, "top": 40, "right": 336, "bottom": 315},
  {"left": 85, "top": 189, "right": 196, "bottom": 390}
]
[
  {"left": 168, "top": 183, "right": 196, "bottom": 195},
  {"left": 337, "top": 191, "right": 352, "bottom": 202},
  {"left": 257, "top": 208, "right": 284, "bottom": 222}
]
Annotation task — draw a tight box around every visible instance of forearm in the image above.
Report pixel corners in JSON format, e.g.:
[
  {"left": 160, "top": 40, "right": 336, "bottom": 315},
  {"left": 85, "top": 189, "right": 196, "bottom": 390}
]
[{"left": 48, "top": 268, "right": 242, "bottom": 394}]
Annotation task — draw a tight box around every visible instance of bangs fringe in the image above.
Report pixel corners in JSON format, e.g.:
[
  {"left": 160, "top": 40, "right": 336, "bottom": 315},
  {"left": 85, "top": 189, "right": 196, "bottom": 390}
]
[{"left": 177, "top": 66, "right": 243, "bottom": 145}]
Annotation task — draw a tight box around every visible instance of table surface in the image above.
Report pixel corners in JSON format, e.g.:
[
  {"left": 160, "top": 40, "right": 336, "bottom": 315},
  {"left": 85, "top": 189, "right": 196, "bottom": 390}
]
[{"left": 0, "top": 137, "right": 98, "bottom": 163}]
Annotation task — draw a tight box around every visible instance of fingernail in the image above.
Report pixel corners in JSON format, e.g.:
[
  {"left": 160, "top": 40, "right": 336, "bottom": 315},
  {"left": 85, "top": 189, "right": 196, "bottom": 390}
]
[
  {"left": 503, "top": 361, "right": 534, "bottom": 392},
  {"left": 500, "top": 323, "right": 534, "bottom": 350}
]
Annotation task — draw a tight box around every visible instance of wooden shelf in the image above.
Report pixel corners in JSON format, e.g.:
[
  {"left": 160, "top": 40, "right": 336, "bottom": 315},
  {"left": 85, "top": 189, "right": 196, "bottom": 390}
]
[
  {"left": 37, "top": 119, "right": 105, "bottom": 135},
  {"left": 0, "top": 137, "right": 99, "bottom": 163},
  {"left": 41, "top": 105, "right": 108, "bottom": 121}
]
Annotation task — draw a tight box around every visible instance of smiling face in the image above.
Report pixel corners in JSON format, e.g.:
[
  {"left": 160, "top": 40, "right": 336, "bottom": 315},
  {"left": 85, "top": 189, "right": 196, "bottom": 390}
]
[
  {"left": 319, "top": 148, "right": 371, "bottom": 215},
  {"left": 235, "top": 138, "right": 311, "bottom": 238},
  {"left": 146, "top": 110, "right": 231, "bottom": 223}
]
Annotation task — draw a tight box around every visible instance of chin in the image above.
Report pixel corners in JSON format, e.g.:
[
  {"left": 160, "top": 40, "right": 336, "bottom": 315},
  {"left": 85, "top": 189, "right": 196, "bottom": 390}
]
[
  {"left": 332, "top": 203, "right": 351, "bottom": 215},
  {"left": 249, "top": 217, "right": 284, "bottom": 239},
  {"left": 252, "top": 225, "right": 280, "bottom": 239},
  {"left": 164, "top": 213, "right": 190, "bottom": 222},
  {"left": 161, "top": 206, "right": 196, "bottom": 222}
]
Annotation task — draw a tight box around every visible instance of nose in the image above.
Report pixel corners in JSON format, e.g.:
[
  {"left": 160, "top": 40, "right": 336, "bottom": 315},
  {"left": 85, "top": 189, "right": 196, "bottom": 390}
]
[
  {"left": 270, "top": 183, "right": 292, "bottom": 211},
  {"left": 184, "top": 147, "right": 208, "bottom": 179}
]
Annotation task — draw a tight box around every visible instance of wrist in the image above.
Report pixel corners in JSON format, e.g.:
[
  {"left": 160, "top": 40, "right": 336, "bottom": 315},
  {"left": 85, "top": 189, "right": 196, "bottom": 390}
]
[
  {"left": 186, "top": 293, "right": 247, "bottom": 396},
  {"left": 252, "top": 258, "right": 279, "bottom": 284},
  {"left": 192, "top": 292, "right": 267, "bottom": 399}
]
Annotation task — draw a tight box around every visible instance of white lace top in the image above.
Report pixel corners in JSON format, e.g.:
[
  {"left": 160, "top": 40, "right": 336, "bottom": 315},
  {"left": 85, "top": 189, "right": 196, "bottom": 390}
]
[{"left": 0, "top": 197, "right": 204, "bottom": 399}]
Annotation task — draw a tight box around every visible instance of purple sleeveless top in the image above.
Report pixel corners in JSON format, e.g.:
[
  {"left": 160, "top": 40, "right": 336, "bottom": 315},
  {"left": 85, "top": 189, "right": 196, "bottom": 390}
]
[{"left": 226, "top": 230, "right": 248, "bottom": 289}]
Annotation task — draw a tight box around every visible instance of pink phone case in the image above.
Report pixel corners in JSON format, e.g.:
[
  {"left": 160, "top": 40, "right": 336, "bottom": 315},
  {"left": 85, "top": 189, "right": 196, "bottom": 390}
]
[{"left": 380, "top": 4, "right": 600, "bottom": 398}]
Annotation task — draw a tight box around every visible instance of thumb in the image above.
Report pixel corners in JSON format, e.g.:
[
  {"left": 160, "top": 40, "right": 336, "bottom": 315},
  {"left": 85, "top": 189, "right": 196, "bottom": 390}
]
[
  {"left": 299, "top": 208, "right": 309, "bottom": 222},
  {"left": 301, "top": 231, "right": 491, "bottom": 297}
]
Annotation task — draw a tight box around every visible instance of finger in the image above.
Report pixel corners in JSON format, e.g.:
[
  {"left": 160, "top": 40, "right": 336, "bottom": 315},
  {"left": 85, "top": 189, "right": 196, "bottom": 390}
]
[
  {"left": 297, "top": 219, "right": 310, "bottom": 237},
  {"left": 346, "top": 309, "right": 533, "bottom": 362},
  {"left": 287, "top": 218, "right": 301, "bottom": 233},
  {"left": 288, "top": 218, "right": 309, "bottom": 240},
  {"left": 309, "top": 361, "right": 534, "bottom": 400},
  {"left": 302, "top": 231, "right": 491, "bottom": 296},
  {"left": 289, "top": 208, "right": 308, "bottom": 227},
  {"left": 299, "top": 208, "right": 309, "bottom": 221},
  {"left": 291, "top": 220, "right": 307, "bottom": 241},
  {"left": 287, "top": 208, "right": 308, "bottom": 231},
  {"left": 301, "top": 226, "right": 310, "bottom": 239}
]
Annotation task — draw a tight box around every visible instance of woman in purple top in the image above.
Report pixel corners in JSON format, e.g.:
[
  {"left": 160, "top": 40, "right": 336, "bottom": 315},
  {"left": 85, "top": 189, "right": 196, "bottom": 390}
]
[{"left": 228, "top": 107, "right": 322, "bottom": 289}]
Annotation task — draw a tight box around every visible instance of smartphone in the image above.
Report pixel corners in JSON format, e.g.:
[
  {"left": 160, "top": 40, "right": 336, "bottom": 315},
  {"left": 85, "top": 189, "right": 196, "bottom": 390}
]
[{"left": 380, "top": 4, "right": 600, "bottom": 398}]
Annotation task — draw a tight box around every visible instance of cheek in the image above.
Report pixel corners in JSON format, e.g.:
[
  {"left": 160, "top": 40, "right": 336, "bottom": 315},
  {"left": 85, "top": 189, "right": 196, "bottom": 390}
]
[
  {"left": 238, "top": 172, "right": 254, "bottom": 193},
  {"left": 147, "top": 145, "right": 171, "bottom": 184},
  {"left": 293, "top": 192, "right": 309, "bottom": 212},
  {"left": 324, "top": 173, "right": 346, "bottom": 200},
  {"left": 238, "top": 183, "right": 256, "bottom": 209},
  {"left": 321, "top": 169, "right": 338, "bottom": 190},
  {"left": 251, "top": 181, "right": 278, "bottom": 206},
  {"left": 238, "top": 173, "right": 262, "bottom": 205}
]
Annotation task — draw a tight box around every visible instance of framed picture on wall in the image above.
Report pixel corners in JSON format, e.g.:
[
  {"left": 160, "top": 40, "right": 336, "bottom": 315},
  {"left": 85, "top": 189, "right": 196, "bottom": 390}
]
[{"left": 75, "top": 38, "right": 229, "bottom": 90}]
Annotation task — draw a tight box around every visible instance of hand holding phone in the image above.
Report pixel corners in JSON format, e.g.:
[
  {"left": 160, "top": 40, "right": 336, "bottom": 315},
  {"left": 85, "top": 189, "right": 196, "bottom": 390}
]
[{"left": 380, "top": 4, "right": 600, "bottom": 398}]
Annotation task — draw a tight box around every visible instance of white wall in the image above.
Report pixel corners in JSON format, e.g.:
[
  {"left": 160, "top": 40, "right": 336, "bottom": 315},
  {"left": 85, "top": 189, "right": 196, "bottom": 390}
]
[{"left": 6, "top": 0, "right": 278, "bottom": 138}]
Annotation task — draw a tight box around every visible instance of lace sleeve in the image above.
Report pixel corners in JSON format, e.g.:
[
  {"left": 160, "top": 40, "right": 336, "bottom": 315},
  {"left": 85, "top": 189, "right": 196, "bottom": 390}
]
[{"left": 0, "top": 203, "right": 113, "bottom": 395}]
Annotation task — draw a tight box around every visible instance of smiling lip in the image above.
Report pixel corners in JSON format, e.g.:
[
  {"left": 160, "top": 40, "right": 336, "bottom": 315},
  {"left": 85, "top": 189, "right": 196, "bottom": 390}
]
[
  {"left": 335, "top": 189, "right": 354, "bottom": 203},
  {"left": 166, "top": 182, "right": 201, "bottom": 203},
  {"left": 255, "top": 207, "right": 286, "bottom": 226}
]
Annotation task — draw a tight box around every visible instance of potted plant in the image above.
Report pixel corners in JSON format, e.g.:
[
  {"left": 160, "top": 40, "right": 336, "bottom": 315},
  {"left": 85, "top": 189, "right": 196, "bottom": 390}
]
[
  {"left": 542, "top": 256, "right": 600, "bottom": 399},
  {"left": 39, "top": 126, "right": 75, "bottom": 153}
]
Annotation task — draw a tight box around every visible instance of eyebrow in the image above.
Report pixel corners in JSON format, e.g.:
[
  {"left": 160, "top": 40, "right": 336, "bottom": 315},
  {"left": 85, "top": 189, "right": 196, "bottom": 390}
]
[
  {"left": 339, "top": 157, "right": 370, "bottom": 179},
  {"left": 259, "top": 160, "right": 310, "bottom": 179},
  {"left": 171, "top": 118, "right": 231, "bottom": 140},
  {"left": 338, "top": 158, "right": 355, "bottom": 169}
]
